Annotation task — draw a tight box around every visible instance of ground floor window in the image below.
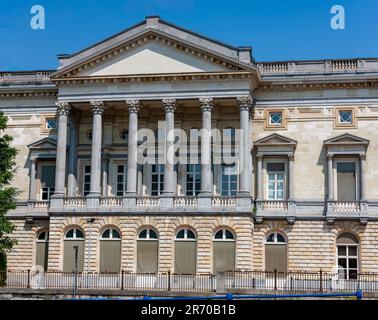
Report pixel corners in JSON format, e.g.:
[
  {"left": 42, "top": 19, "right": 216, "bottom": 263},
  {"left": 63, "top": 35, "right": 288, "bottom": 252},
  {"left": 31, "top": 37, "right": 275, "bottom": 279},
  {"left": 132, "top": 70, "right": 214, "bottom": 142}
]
[
  {"left": 265, "top": 232, "right": 287, "bottom": 273},
  {"left": 35, "top": 230, "right": 49, "bottom": 271},
  {"left": 174, "top": 228, "right": 197, "bottom": 274},
  {"left": 337, "top": 233, "right": 359, "bottom": 280},
  {"left": 137, "top": 228, "right": 158, "bottom": 273},
  {"left": 63, "top": 228, "right": 85, "bottom": 273},
  {"left": 213, "top": 229, "right": 235, "bottom": 273},
  {"left": 100, "top": 228, "right": 121, "bottom": 273}
]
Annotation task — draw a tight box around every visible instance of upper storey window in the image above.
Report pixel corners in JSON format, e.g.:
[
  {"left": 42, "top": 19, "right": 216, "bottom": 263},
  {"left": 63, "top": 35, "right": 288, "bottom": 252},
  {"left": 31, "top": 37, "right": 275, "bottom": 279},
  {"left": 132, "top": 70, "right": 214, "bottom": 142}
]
[
  {"left": 269, "top": 112, "right": 282, "bottom": 125},
  {"left": 339, "top": 111, "right": 353, "bottom": 124},
  {"left": 46, "top": 118, "right": 57, "bottom": 130},
  {"left": 335, "top": 108, "right": 356, "bottom": 128}
]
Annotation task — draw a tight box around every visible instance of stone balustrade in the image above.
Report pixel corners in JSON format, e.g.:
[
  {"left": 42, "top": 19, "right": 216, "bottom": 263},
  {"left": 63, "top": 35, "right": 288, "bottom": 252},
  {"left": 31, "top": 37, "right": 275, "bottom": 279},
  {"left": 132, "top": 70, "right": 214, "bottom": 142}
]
[
  {"left": 262, "top": 201, "right": 289, "bottom": 212},
  {"left": 136, "top": 197, "right": 160, "bottom": 207},
  {"left": 63, "top": 197, "right": 87, "bottom": 208},
  {"left": 100, "top": 197, "right": 123, "bottom": 207},
  {"left": 334, "top": 202, "right": 361, "bottom": 213},
  {"left": 212, "top": 197, "right": 236, "bottom": 207},
  {"left": 29, "top": 201, "right": 49, "bottom": 212},
  {"left": 173, "top": 197, "right": 199, "bottom": 207}
]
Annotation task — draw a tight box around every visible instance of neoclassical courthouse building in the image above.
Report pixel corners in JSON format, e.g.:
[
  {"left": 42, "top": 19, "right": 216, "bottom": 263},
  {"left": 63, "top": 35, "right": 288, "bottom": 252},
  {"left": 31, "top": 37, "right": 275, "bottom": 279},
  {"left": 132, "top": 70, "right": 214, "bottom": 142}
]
[{"left": 2, "top": 17, "right": 378, "bottom": 277}]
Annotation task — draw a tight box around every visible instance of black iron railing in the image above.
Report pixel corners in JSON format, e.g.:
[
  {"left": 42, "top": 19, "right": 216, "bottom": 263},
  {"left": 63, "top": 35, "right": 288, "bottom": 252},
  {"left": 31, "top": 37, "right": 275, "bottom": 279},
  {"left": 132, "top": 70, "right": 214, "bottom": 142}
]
[{"left": 1, "top": 269, "right": 378, "bottom": 293}]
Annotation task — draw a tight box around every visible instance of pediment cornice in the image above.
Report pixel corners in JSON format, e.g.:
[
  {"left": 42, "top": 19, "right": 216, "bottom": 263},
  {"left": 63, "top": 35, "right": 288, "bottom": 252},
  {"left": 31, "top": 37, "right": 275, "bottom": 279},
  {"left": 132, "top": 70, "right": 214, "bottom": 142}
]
[
  {"left": 324, "top": 133, "right": 370, "bottom": 146},
  {"left": 28, "top": 137, "right": 57, "bottom": 150},
  {"left": 254, "top": 133, "right": 298, "bottom": 146},
  {"left": 50, "top": 30, "right": 258, "bottom": 82}
]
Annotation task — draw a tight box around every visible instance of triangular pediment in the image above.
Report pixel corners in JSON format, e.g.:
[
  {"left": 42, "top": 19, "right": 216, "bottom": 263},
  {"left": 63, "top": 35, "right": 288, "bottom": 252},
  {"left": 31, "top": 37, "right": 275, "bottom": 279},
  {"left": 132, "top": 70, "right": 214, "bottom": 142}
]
[
  {"left": 28, "top": 137, "right": 57, "bottom": 150},
  {"left": 254, "top": 133, "right": 298, "bottom": 146},
  {"left": 324, "top": 133, "right": 369, "bottom": 146},
  {"left": 51, "top": 17, "right": 255, "bottom": 80}
]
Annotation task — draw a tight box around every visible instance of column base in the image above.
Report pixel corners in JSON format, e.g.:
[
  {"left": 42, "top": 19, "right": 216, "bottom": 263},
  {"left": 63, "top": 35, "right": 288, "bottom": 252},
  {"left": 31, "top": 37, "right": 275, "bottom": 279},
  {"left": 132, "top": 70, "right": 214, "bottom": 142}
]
[
  {"left": 123, "top": 193, "right": 136, "bottom": 208},
  {"left": 160, "top": 194, "right": 173, "bottom": 208},
  {"left": 50, "top": 194, "right": 64, "bottom": 208},
  {"left": 198, "top": 193, "right": 212, "bottom": 208},
  {"left": 86, "top": 193, "right": 100, "bottom": 207}
]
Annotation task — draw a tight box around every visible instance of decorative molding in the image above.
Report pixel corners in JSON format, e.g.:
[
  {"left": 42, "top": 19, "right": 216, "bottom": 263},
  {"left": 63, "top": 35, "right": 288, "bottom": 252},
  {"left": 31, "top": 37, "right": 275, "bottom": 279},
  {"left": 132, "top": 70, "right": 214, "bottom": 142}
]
[
  {"left": 236, "top": 96, "right": 253, "bottom": 111},
  {"left": 360, "top": 153, "right": 367, "bottom": 161},
  {"left": 199, "top": 97, "right": 214, "bottom": 112},
  {"left": 126, "top": 99, "right": 141, "bottom": 114},
  {"left": 162, "top": 98, "right": 177, "bottom": 113},
  {"left": 55, "top": 102, "right": 71, "bottom": 116},
  {"left": 90, "top": 100, "right": 105, "bottom": 115},
  {"left": 0, "top": 90, "right": 57, "bottom": 98}
]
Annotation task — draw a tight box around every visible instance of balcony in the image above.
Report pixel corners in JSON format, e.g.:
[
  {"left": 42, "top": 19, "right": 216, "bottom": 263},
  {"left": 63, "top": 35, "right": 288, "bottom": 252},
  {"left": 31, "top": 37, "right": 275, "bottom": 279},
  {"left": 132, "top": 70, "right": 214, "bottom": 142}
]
[
  {"left": 35, "top": 195, "right": 250, "bottom": 214},
  {"left": 326, "top": 201, "right": 369, "bottom": 224},
  {"left": 254, "top": 200, "right": 296, "bottom": 224}
]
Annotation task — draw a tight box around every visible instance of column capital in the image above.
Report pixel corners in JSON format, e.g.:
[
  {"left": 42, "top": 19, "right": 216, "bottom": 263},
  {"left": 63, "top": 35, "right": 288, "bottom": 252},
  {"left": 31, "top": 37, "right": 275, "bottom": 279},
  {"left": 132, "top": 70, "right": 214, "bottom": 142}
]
[
  {"left": 90, "top": 100, "right": 105, "bottom": 115},
  {"left": 55, "top": 102, "right": 71, "bottom": 116},
  {"left": 126, "top": 99, "right": 141, "bottom": 114},
  {"left": 256, "top": 153, "right": 264, "bottom": 160},
  {"left": 327, "top": 154, "right": 334, "bottom": 161},
  {"left": 360, "top": 153, "right": 367, "bottom": 160},
  {"left": 199, "top": 97, "right": 214, "bottom": 112},
  {"left": 288, "top": 153, "right": 295, "bottom": 161},
  {"left": 236, "top": 96, "right": 253, "bottom": 111},
  {"left": 30, "top": 156, "right": 38, "bottom": 164},
  {"left": 162, "top": 98, "right": 177, "bottom": 113}
]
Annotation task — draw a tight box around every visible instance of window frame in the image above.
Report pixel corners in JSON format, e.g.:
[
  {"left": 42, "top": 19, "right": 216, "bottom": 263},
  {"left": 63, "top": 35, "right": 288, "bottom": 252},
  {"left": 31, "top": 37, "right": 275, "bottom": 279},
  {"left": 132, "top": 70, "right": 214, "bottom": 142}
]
[
  {"left": 186, "top": 164, "right": 202, "bottom": 196},
  {"left": 221, "top": 164, "right": 238, "bottom": 196},
  {"left": 334, "top": 157, "right": 360, "bottom": 201},
  {"left": 265, "top": 109, "right": 286, "bottom": 130},
  {"left": 83, "top": 164, "right": 91, "bottom": 196},
  {"left": 175, "top": 228, "right": 197, "bottom": 241},
  {"left": 64, "top": 228, "right": 85, "bottom": 240},
  {"left": 100, "top": 228, "right": 121, "bottom": 240},
  {"left": 265, "top": 232, "right": 287, "bottom": 244},
  {"left": 214, "top": 229, "right": 235, "bottom": 241},
  {"left": 138, "top": 228, "right": 159, "bottom": 240},
  {"left": 334, "top": 107, "right": 356, "bottom": 128},
  {"left": 37, "top": 161, "right": 56, "bottom": 201},
  {"left": 151, "top": 164, "right": 164, "bottom": 196},
  {"left": 116, "top": 164, "right": 128, "bottom": 197},
  {"left": 264, "top": 159, "right": 287, "bottom": 201},
  {"left": 336, "top": 234, "right": 359, "bottom": 280}
]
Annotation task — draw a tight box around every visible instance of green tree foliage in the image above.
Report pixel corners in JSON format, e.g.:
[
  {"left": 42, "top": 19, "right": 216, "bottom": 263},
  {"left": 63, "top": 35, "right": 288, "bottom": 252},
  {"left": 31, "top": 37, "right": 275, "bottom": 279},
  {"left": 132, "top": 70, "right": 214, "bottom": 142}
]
[{"left": 0, "top": 112, "right": 18, "bottom": 272}]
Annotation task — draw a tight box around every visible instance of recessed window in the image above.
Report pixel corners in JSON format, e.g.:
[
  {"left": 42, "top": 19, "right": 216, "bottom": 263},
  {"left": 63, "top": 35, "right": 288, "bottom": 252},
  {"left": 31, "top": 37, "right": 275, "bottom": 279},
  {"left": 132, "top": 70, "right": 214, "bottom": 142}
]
[
  {"left": 337, "top": 233, "right": 359, "bottom": 280},
  {"left": 120, "top": 130, "right": 128, "bottom": 142},
  {"left": 269, "top": 112, "right": 283, "bottom": 125},
  {"left": 116, "top": 165, "right": 127, "bottom": 196},
  {"left": 267, "top": 163, "right": 285, "bottom": 200},
  {"left": 65, "top": 228, "right": 84, "bottom": 239},
  {"left": 339, "top": 111, "right": 353, "bottom": 124},
  {"left": 214, "top": 229, "right": 235, "bottom": 240},
  {"left": 266, "top": 232, "right": 286, "bottom": 243},
  {"left": 45, "top": 118, "right": 57, "bottom": 130},
  {"left": 176, "top": 228, "right": 196, "bottom": 240}
]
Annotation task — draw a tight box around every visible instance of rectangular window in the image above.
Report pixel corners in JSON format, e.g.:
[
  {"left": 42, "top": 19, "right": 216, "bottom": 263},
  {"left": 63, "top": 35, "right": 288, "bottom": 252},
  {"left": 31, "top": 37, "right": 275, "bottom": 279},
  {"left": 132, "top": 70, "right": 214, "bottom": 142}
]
[
  {"left": 339, "top": 111, "right": 353, "bottom": 124},
  {"left": 83, "top": 165, "right": 91, "bottom": 196},
  {"left": 221, "top": 164, "right": 237, "bottom": 196},
  {"left": 337, "top": 162, "right": 356, "bottom": 201},
  {"left": 151, "top": 164, "right": 164, "bottom": 196},
  {"left": 337, "top": 245, "right": 358, "bottom": 280},
  {"left": 267, "top": 163, "right": 285, "bottom": 200},
  {"left": 41, "top": 165, "right": 55, "bottom": 200},
  {"left": 186, "top": 164, "right": 201, "bottom": 196},
  {"left": 116, "top": 165, "right": 127, "bottom": 196},
  {"left": 269, "top": 112, "right": 282, "bottom": 125},
  {"left": 45, "top": 118, "right": 57, "bottom": 130}
]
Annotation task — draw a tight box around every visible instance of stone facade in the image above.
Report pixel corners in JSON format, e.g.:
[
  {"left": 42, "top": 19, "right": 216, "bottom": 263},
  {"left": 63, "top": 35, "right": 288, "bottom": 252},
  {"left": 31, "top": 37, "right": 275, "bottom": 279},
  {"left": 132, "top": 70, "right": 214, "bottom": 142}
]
[{"left": 2, "top": 16, "right": 378, "bottom": 275}]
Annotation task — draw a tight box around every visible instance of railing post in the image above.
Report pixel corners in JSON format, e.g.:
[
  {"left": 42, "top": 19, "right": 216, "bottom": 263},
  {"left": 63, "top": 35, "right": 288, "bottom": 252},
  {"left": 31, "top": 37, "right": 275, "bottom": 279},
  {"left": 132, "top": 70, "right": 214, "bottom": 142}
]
[
  {"left": 320, "top": 269, "right": 323, "bottom": 293},
  {"left": 121, "top": 270, "right": 124, "bottom": 290},
  {"left": 168, "top": 270, "right": 171, "bottom": 291},
  {"left": 290, "top": 276, "right": 293, "bottom": 291},
  {"left": 27, "top": 270, "right": 30, "bottom": 289},
  {"left": 274, "top": 269, "right": 277, "bottom": 290}
]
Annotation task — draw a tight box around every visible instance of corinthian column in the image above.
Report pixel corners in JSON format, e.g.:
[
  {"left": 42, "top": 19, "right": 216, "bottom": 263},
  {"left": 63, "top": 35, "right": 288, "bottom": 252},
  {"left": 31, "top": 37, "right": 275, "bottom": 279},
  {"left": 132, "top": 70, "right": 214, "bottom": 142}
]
[
  {"left": 88, "top": 101, "right": 105, "bottom": 198},
  {"left": 237, "top": 96, "right": 252, "bottom": 196},
  {"left": 53, "top": 102, "right": 70, "bottom": 197},
  {"left": 199, "top": 97, "right": 214, "bottom": 196},
  {"left": 126, "top": 100, "right": 140, "bottom": 196},
  {"left": 162, "top": 99, "right": 177, "bottom": 195}
]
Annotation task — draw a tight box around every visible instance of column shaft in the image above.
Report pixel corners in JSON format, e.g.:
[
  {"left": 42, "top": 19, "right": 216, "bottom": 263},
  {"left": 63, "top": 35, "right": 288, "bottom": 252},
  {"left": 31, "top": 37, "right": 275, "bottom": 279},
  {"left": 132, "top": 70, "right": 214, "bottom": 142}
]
[
  {"left": 126, "top": 100, "right": 140, "bottom": 195},
  {"left": 327, "top": 155, "right": 334, "bottom": 201},
  {"left": 89, "top": 101, "right": 105, "bottom": 197},
  {"left": 54, "top": 102, "right": 70, "bottom": 196},
  {"left": 29, "top": 158, "right": 37, "bottom": 201},
  {"left": 67, "top": 117, "right": 78, "bottom": 197},
  {"left": 162, "top": 99, "right": 176, "bottom": 195},
  {"left": 257, "top": 156, "right": 263, "bottom": 201},
  {"left": 199, "top": 98, "right": 214, "bottom": 195},
  {"left": 102, "top": 158, "right": 109, "bottom": 197},
  {"left": 360, "top": 154, "right": 367, "bottom": 201},
  {"left": 288, "top": 155, "right": 294, "bottom": 201},
  {"left": 237, "top": 96, "right": 252, "bottom": 195}
]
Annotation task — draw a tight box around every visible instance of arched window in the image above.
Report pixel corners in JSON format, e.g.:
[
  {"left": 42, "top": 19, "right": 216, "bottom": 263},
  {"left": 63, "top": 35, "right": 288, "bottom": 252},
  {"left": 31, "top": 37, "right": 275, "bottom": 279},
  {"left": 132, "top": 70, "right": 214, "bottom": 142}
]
[
  {"left": 100, "top": 228, "right": 121, "bottom": 273},
  {"left": 35, "top": 230, "right": 49, "bottom": 271},
  {"left": 337, "top": 233, "right": 359, "bottom": 280},
  {"left": 174, "top": 228, "right": 197, "bottom": 274},
  {"left": 137, "top": 228, "right": 159, "bottom": 273},
  {"left": 213, "top": 229, "right": 235, "bottom": 273},
  {"left": 265, "top": 232, "right": 287, "bottom": 273},
  {"left": 63, "top": 228, "right": 84, "bottom": 273}
]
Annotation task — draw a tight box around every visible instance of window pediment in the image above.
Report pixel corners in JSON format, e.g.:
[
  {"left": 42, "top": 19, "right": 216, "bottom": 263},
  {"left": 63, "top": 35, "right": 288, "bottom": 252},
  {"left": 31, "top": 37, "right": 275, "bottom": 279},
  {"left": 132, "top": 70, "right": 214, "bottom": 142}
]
[
  {"left": 324, "top": 133, "right": 369, "bottom": 155},
  {"left": 254, "top": 133, "right": 297, "bottom": 155},
  {"left": 28, "top": 138, "right": 57, "bottom": 151}
]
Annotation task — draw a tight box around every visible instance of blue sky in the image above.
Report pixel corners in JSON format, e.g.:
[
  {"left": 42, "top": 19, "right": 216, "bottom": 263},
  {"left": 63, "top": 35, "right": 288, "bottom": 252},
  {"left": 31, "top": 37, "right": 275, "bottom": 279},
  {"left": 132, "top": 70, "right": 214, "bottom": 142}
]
[{"left": 0, "top": 0, "right": 377, "bottom": 71}]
